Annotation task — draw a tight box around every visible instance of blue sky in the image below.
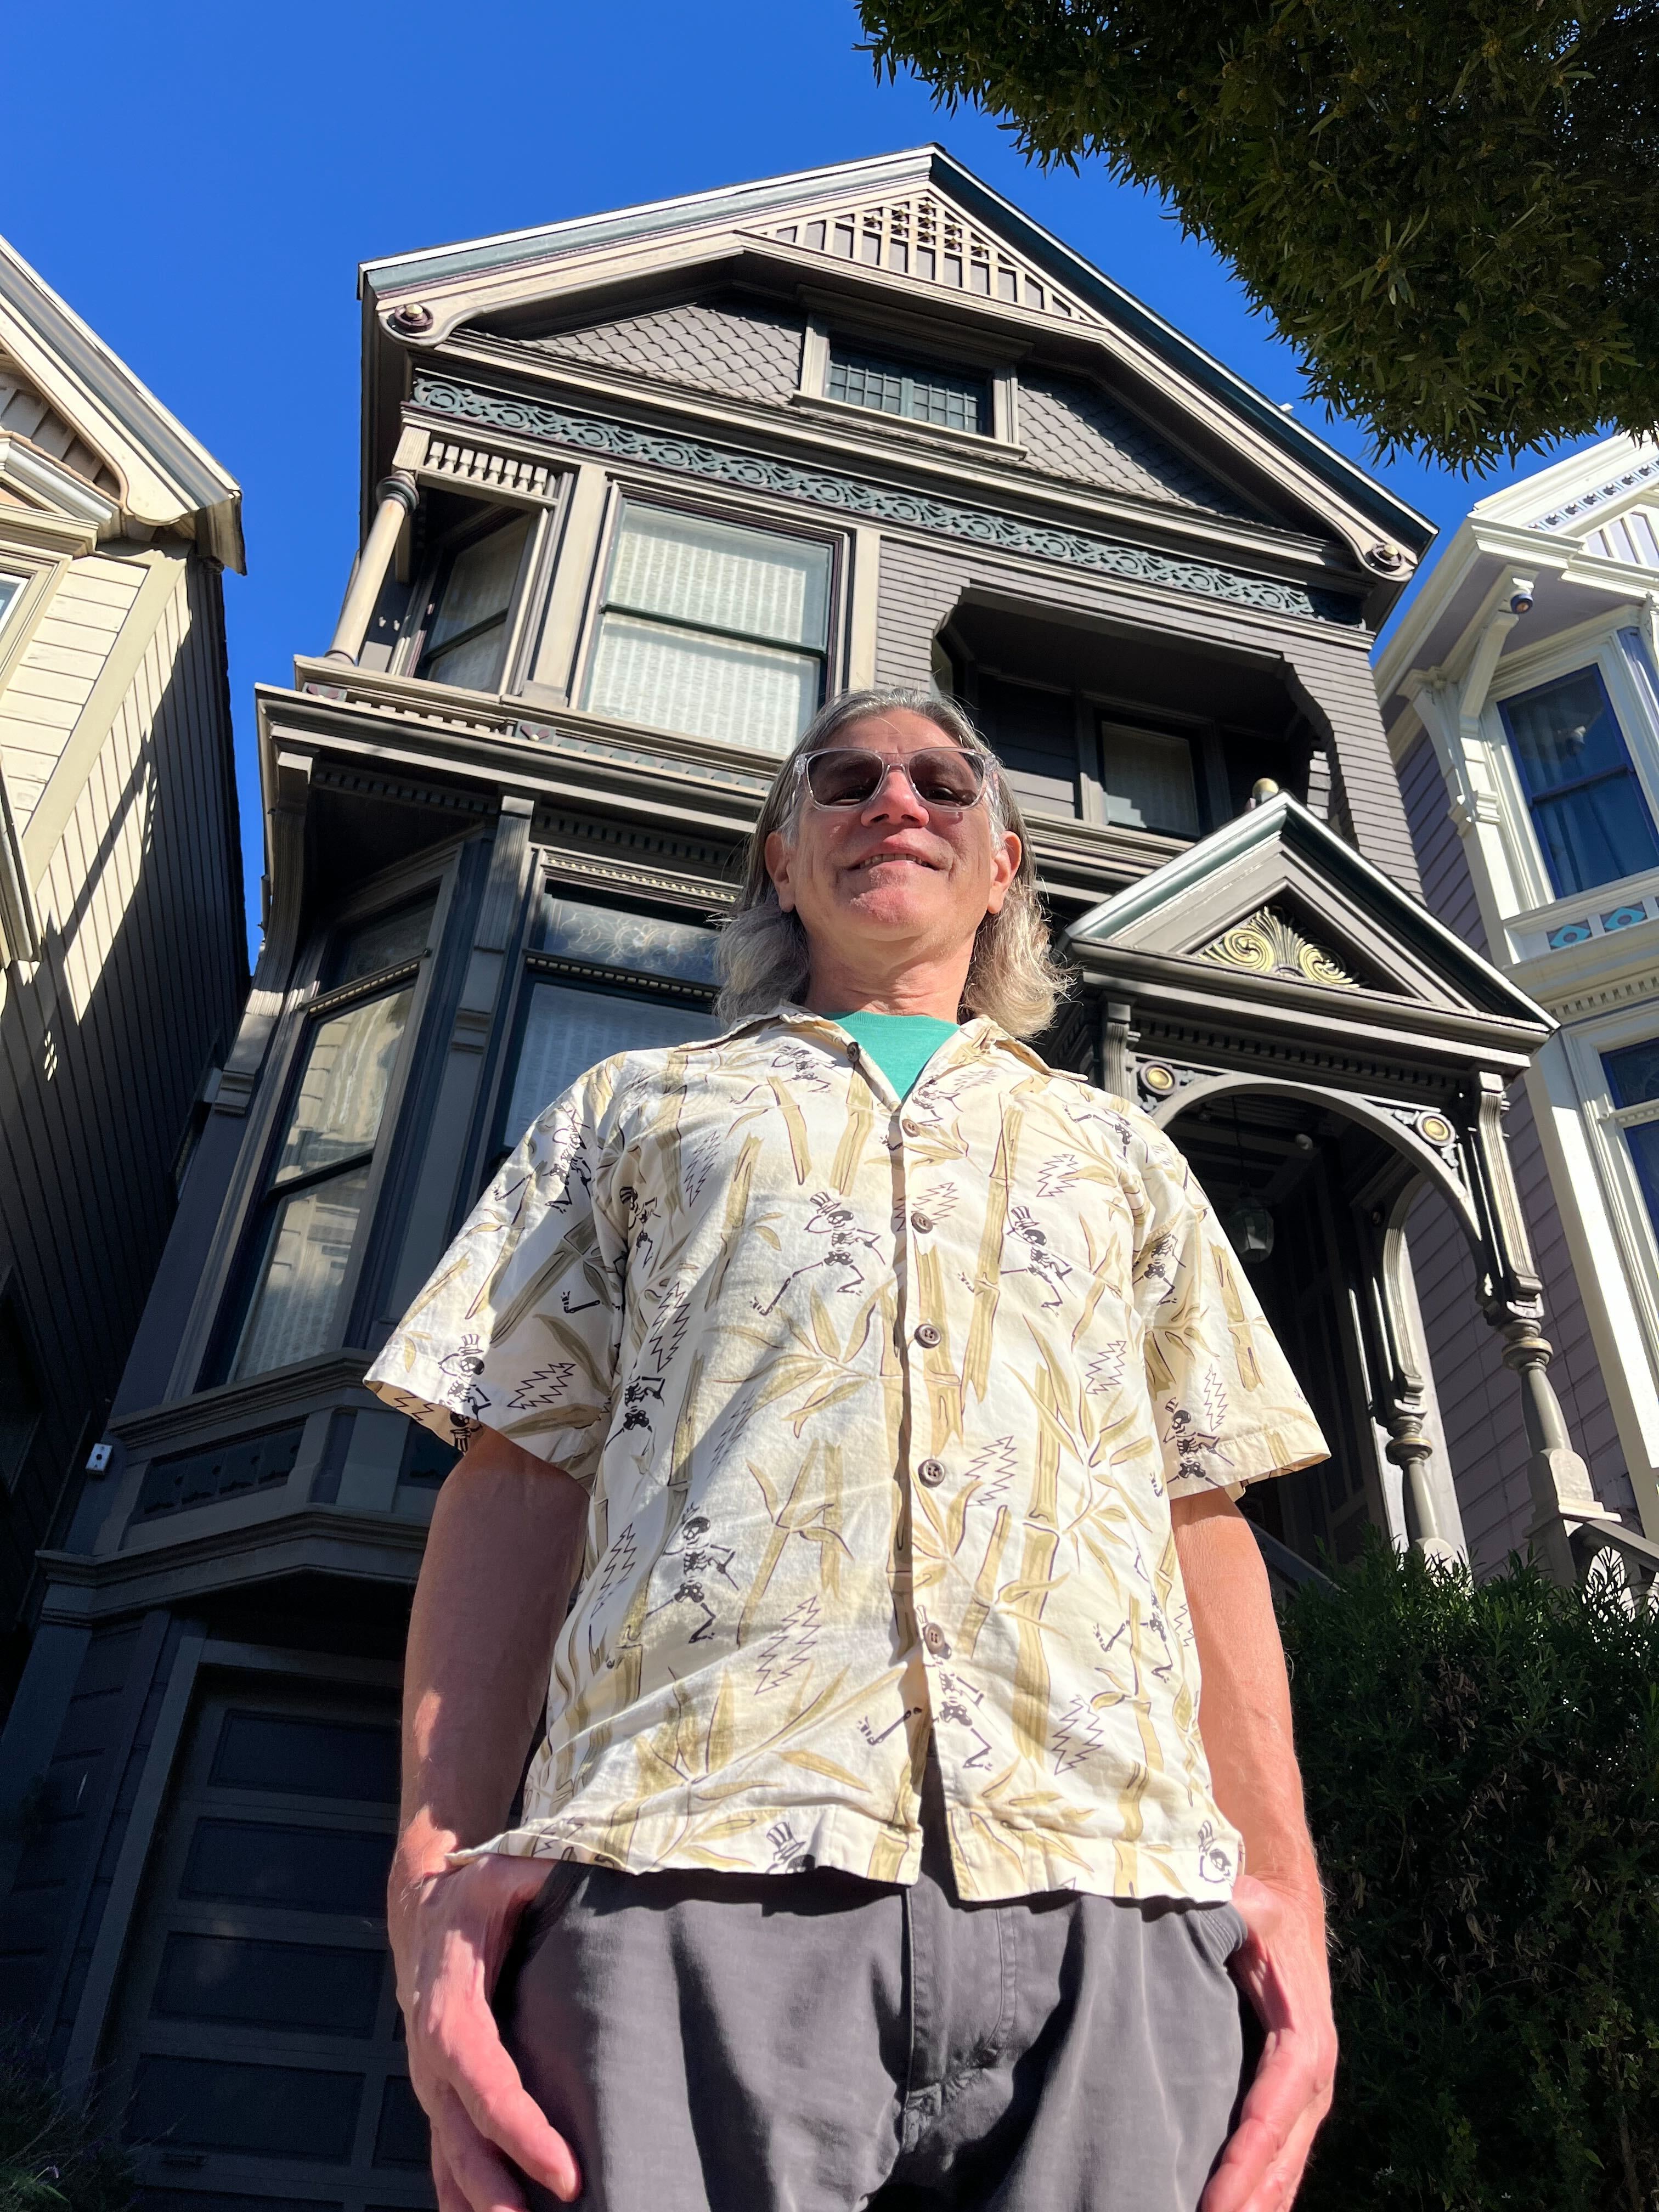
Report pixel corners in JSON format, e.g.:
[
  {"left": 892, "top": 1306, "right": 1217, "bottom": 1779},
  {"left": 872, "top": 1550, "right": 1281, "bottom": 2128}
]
[{"left": 3, "top": 0, "right": 1602, "bottom": 958}]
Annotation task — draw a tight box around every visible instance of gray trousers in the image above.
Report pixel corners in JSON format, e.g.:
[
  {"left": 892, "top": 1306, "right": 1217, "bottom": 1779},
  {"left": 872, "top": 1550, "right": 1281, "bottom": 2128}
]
[{"left": 499, "top": 1768, "right": 1248, "bottom": 2211}]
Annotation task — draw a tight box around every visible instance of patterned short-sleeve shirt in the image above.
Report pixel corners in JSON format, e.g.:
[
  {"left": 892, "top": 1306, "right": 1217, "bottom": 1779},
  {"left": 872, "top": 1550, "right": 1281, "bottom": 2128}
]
[{"left": 367, "top": 1008, "right": 1327, "bottom": 1903}]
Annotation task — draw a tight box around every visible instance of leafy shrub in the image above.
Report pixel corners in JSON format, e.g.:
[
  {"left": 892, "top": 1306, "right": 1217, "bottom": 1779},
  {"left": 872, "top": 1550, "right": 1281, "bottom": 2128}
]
[
  {"left": 1282, "top": 1542, "right": 1659, "bottom": 2210},
  {"left": 0, "top": 2034, "right": 132, "bottom": 2212}
]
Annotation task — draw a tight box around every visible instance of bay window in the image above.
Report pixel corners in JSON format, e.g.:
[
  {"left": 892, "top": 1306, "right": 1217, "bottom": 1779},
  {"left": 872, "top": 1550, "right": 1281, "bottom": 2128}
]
[
  {"left": 1099, "top": 718, "right": 1201, "bottom": 838},
  {"left": 1604, "top": 1038, "right": 1659, "bottom": 1239},
  {"left": 228, "top": 896, "right": 434, "bottom": 1381},
  {"left": 1499, "top": 667, "right": 1659, "bottom": 897},
  {"left": 583, "top": 504, "right": 831, "bottom": 753}
]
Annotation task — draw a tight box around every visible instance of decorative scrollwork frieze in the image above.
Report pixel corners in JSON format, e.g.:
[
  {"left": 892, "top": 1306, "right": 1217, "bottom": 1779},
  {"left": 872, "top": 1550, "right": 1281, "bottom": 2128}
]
[
  {"left": 1197, "top": 907, "right": 1358, "bottom": 990},
  {"left": 409, "top": 374, "right": 1358, "bottom": 626}
]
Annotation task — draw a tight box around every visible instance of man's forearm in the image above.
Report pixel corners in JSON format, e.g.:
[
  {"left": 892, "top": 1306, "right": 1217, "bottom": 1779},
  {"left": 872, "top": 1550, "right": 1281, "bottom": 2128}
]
[
  {"left": 398, "top": 1429, "right": 589, "bottom": 1880},
  {"left": 1171, "top": 1490, "right": 1321, "bottom": 1895}
]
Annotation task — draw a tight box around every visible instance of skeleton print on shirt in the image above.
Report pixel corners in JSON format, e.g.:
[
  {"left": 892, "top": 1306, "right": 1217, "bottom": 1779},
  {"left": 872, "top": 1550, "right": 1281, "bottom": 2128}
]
[{"left": 368, "top": 1009, "right": 1326, "bottom": 1905}]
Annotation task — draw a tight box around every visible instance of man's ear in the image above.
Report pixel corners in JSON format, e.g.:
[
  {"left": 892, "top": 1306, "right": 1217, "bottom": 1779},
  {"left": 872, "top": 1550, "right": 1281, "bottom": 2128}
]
[
  {"left": 764, "top": 828, "right": 798, "bottom": 914},
  {"left": 983, "top": 830, "right": 1020, "bottom": 917}
]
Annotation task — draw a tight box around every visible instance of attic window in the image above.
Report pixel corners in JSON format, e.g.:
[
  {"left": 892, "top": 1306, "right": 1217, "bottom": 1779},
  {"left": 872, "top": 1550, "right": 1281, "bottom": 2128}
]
[
  {"left": 826, "top": 345, "right": 988, "bottom": 436},
  {"left": 0, "top": 573, "right": 24, "bottom": 640}
]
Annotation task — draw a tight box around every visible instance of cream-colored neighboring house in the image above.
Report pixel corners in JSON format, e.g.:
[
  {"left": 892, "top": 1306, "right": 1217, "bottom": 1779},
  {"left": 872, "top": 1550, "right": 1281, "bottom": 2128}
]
[
  {"left": 0, "top": 235, "right": 246, "bottom": 1673},
  {"left": 1378, "top": 434, "right": 1659, "bottom": 1554}
]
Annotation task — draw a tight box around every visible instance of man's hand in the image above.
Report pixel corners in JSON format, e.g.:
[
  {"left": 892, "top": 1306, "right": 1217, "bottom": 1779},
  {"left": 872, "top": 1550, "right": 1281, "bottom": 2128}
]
[
  {"left": 1200, "top": 1871, "right": 1336, "bottom": 2212},
  {"left": 1171, "top": 1490, "right": 1336, "bottom": 2211},
  {"left": 391, "top": 1852, "right": 582, "bottom": 2212}
]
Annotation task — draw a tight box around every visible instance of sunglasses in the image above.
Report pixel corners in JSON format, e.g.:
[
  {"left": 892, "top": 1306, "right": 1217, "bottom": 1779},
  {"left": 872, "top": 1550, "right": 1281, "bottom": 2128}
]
[{"left": 799, "top": 746, "right": 991, "bottom": 813}]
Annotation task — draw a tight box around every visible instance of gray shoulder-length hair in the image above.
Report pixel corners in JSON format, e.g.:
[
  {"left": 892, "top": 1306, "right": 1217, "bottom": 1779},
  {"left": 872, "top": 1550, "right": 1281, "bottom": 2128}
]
[{"left": 715, "top": 686, "right": 1069, "bottom": 1039}]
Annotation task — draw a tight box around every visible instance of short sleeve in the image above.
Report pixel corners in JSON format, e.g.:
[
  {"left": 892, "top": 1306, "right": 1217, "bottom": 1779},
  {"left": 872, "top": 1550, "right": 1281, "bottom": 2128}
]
[
  {"left": 364, "top": 1065, "right": 625, "bottom": 1486},
  {"left": 1127, "top": 1112, "right": 1329, "bottom": 1499}
]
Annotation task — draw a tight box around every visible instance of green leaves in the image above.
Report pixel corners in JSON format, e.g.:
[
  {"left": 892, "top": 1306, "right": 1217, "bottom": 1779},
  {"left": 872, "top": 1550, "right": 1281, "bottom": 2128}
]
[
  {"left": 859, "top": 0, "right": 1659, "bottom": 466},
  {"left": 1280, "top": 1541, "right": 1659, "bottom": 2208}
]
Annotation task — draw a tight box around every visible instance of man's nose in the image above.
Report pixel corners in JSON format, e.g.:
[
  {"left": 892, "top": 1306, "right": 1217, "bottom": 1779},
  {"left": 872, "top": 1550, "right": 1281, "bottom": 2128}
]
[{"left": 861, "top": 764, "right": 929, "bottom": 822}]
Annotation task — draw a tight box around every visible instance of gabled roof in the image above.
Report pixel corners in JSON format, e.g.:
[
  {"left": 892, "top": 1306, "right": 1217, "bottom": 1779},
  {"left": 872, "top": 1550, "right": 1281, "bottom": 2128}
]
[
  {"left": 0, "top": 234, "right": 242, "bottom": 571},
  {"left": 1068, "top": 791, "right": 1551, "bottom": 1067},
  {"left": 360, "top": 147, "right": 1431, "bottom": 579}
]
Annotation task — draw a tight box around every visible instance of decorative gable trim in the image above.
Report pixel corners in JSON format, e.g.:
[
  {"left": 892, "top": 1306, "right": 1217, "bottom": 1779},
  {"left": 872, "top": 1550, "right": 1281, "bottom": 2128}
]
[
  {"left": 746, "top": 188, "right": 1103, "bottom": 328},
  {"left": 1535, "top": 453, "right": 1659, "bottom": 534},
  {"left": 408, "top": 373, "right": 1358, "bottom": 627},
  {"left": 1197, "top": 905, "right": 1359, "bottom": 991}
]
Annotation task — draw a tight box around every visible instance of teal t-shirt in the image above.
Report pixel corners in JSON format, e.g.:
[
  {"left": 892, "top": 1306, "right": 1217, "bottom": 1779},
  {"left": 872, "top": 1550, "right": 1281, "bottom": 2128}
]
[{"left": 828, "top": 1011, "right": 958, "bottom": 1099}]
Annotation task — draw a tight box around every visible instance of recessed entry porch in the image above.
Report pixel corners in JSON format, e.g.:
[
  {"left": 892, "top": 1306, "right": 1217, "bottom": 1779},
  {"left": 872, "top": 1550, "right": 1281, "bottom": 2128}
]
[{"left": 1065, "top": 791, "right": 1610, "bottom": 1584}]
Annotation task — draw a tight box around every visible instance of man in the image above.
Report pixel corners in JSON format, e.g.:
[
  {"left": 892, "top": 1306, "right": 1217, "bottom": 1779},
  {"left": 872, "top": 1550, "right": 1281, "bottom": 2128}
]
[{"left": 372, "top": 687, "right": 1336, "bottom": 2212}]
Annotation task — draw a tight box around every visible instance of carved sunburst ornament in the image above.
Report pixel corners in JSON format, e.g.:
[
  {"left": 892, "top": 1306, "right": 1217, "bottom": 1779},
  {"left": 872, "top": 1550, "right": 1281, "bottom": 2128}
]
[{"left": 1197, "top": 906, "right": 1358, "bottom": 990}]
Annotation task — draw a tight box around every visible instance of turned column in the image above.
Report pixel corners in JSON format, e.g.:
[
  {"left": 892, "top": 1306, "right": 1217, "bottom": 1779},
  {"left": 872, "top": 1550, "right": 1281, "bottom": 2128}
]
[{"left": 324, "top": 471, "right": 418, "bottom": 665}]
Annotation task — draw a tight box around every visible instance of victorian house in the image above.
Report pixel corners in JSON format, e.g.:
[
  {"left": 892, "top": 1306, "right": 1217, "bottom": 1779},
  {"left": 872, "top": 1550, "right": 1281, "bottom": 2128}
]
[
  {"left": 0, "top": 152, "right": 1625, "bottom": 2208},
  {"left": 1378, "top": 435, "right": 1659, "bottom": 1567},
  {"left": 0, "top": 236, "right": 244, "bottom": 1693}
]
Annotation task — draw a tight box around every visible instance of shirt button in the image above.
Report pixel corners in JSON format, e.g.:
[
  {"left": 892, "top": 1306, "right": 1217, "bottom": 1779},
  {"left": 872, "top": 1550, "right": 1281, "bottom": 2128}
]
[
  {"left": 902, "top": 1119, "right": 922, "bottom": 1136},
  {"left": 846, "top": 1041, "right": 862, "bottom": 1064},
  {"left": 911, "top": 1212, "right": 934, "bottom": 1233},
  {"left": 917, "top": 1458, "right": 946, "bottom": 1487},
  {"left": 923, "top": 1623, "right": 950, "bottom": 1657},
  {"left": 914, "top": 1321, "right": 942, "bottom": 1348}
]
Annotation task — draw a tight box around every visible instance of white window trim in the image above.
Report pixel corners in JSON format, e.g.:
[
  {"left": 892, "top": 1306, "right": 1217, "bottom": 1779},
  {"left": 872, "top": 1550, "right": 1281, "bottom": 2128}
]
[
  {"left": 1479, "top": 615, "right": 1659, "bottom": 921},
  {"left": 1558, "top": 1013, "right": 1659, "bottom": 1366}
]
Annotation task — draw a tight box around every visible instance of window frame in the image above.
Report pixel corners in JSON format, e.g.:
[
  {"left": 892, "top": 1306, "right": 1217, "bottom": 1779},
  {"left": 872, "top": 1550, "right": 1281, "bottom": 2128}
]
[
  {"left": 1496, "top": 659, "right": 1659, "bottom": 902},
  {"left": 478, "top": 871, "right": 723, "bottom": 1181},
  {"left": 796, "top": 315, "right": 1020, "bottom": 447},
  {"left": 1483, "top": 618, "right": 1659, "bottom": 918},
  {"left": 1553, "top": 1012, "right": 1659, "bottom": 1373},
  {"left": 573, "top": 485, "right": 844, "bottom": 759},
  {"left": 201, "top": 870, "right": 450, "bottom": 1392},
  {"left": 399, "top": 498, "right": 545, "bottom": 698}
]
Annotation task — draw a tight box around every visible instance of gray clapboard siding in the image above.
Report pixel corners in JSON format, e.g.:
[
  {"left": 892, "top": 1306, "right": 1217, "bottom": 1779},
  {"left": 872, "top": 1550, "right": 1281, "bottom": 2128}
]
[
  {"left": 0, "top": 553, "right": 244, "bottom": 1629},
  {"left": 1396, "top": 729, "right": 1629, "bottom": 1566}
]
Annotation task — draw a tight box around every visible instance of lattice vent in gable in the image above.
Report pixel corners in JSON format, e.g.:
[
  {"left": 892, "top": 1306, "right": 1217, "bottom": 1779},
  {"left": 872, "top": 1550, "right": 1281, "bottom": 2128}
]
[
  {"left": 1584, "top": 506, "right": 1659, "bottom": 568},
  {"left": 756, "top": 195, "right": 1101, "bottom": 324}
]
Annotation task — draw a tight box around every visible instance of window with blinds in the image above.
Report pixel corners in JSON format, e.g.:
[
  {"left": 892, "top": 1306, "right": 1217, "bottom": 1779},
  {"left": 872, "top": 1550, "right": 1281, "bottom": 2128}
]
[
  {"left": 417, "top": 512, "right": 530, "bottom": 692},
  {"left": 498, "top": 893, "right": 719, "bottom": 1152},
  {"left": 826, "top": 345, "right": 989, "bottom": 436},
  {"left": 1499, "top": 667, "right": 1659, "bottom": 898},
  {"left": 1099, "top": 719, "right": 1201, "bottom": 838},
  {"left": 584, "top": 505, "right": 832, "bottom": 753}
]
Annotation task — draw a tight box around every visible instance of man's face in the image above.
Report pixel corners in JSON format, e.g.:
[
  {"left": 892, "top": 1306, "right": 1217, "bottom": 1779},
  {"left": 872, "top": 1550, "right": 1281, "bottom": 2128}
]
[{"left": 764, "top": 709, "right": 1020, "bottom": 977}]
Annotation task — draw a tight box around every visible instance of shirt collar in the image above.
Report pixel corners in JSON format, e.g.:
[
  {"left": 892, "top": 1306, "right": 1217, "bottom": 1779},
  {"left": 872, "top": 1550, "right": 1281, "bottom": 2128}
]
[{"left": 692, "top": 1003, "right": 1060, "bottom": 1081}]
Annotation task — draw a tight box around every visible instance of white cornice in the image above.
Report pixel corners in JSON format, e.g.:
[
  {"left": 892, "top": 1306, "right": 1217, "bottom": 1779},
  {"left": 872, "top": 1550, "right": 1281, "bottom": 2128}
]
[
  {"left": 0, "top": 231, "right": 243, "bottom": 570},
  {"left": 0, "top": 432, "right": 118, "bottom": 531}
]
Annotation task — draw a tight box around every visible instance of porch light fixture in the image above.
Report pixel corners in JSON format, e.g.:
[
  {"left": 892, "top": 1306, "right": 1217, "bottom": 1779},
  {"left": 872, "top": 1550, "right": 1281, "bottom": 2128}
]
[
  {"left": 1224, "top": 1100, "right": 1275, "bottom": 1266},
  {"left": 1224, "top": 1199, "right": 1276, "bottom": 1267}
]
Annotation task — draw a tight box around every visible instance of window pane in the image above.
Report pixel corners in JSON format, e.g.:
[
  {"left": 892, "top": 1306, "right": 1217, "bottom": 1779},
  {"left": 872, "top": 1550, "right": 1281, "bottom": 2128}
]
[
  {"left": 1624, "top": 1122, "right": 1659, "bottom": 1230},
  {"left": 210, "top": 1712, "right": 400, "bottom": 1802},
  {"left": 505, "top": 981, "right": 717, "bottom": 1146},
  {"left": 535, "top": 894, "right": 718, "bottom": 982},
  {"left": 426, "top": 623, "right": 510, "bottom": 693},
  {"left": 0, "top": 574, "right": 23, "bottom": 633},
  {"left": 827, "top": 348, "right": 987, "bottom": 435},
  {"left": 587, "top": 612, "right": 820, "bottom": 752},
  {"left": 1531, "top": 782, "right": 1659, "bottom": 899},
  {"left": 1100, "top": 722, "right": 1200, "bottom": 837},
  {"left": 426, "top": 516, "right": 528, "bottom": 655},
  {"left": 979, "top": 677, "right": 1077, "bottom": 815},
  {"left": 1605, "top": 1039, "right": 1659, "bottom": 1108},
  {"left": 1503, "top": 668, "right": 1634, "bottom": 796},
  {"left": 606, "top": 507, "right": 830, "bottom": 650},
  {"left": 274, "top": 991, "right": 412, "bottom": 1186},
  {"left": 129, "top": 2056, "right": 363, "bottom": 2162},
  {"left": 330, "top": 895, "right": 435, "bottom": 988},
  {"left": 373, "top": 2076, "right": 430, "bottom": 2169},
  {"left": 181, "top": 1819, "right": 393, "bottom": 1914},
  {"left": 152, "top": 1933, "right": 383, "bottom": 2037},
  {"left": 233, "top": 1165, "right": 369, "bottom": 1379}
]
